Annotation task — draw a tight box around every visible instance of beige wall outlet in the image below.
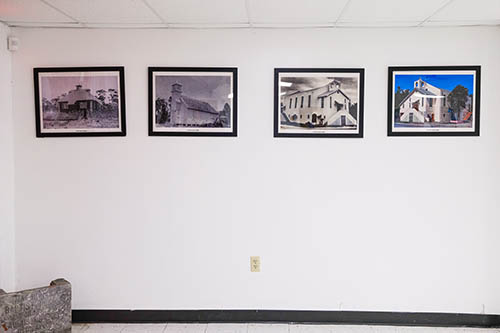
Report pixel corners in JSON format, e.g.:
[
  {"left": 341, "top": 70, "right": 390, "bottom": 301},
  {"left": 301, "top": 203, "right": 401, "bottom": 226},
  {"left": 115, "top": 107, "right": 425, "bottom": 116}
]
[{"left": 250, "top": 256, "right": 260, "bottom": 272}]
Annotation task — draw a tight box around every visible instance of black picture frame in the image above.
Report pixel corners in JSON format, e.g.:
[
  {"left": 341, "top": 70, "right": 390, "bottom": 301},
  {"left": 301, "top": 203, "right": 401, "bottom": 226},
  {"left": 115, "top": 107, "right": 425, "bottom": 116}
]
[
  {"left": 388, "top": 66, "right": 481, "bottom": 137},
  {"left": 274, "top": 68, "right": 365, "bottom": 138},
  {"left": 34, "top": 66, "right": 126, "bottom": 137},
  {"left": 148, "top": 67, "right": 238, "bottom": 137}
]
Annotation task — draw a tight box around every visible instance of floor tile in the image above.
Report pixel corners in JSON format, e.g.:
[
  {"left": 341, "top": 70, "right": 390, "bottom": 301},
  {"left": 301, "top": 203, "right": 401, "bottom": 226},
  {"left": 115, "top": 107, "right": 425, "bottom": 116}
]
[
  {"left": 70, "top": 324, "right": 500, "bottom": 333},
  {"left": 248, "top": 324, "right": 289, "bottom": 333},
  {"left": 371, "top": 325, "right": 397, "bottom": 333},
  {"left": 121, "top": 324, "right": 168, "bottom": 332},
  {"left": 332, "top": 325, "right": 375, "bottom": 333},
  {"left": 72, "top": 324, "right": 89, "bottom": 332},
  {"left": 84, "top": 324, "right": 126, "bottom": 332},
  {"left": 165, "top": 323, "right": 208, "bottom": 333},
  {"left": 396, "top": 327, "right": 442, "bottom": 333},
  {"left": 206, "top": 323, "right": 248, "bottom": 333},
  {"left": 448, "top": 329, "right": 500, "bottom": 333},
  {"left": 289, "top": 324, "right": 336, "bottom": 333}
]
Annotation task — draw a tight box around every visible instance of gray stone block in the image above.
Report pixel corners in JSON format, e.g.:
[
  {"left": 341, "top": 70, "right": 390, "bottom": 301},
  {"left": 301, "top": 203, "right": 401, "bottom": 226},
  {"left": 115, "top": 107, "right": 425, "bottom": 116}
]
[{"left": 0, "top": 279, "right": 71, "bottom": 333}]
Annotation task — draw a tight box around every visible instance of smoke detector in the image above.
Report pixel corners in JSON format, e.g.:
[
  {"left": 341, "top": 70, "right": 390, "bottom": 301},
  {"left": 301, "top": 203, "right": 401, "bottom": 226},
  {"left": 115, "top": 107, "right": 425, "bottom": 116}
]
[{"left": 7, "top": 36, "right": 19, "bottom": 52}]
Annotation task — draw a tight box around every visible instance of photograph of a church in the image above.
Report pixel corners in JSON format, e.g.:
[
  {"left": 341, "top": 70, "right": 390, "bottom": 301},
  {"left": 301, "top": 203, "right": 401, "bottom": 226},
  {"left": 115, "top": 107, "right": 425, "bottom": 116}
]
[
  {"left": 397, "top": 78, "right": 472, "bottom": 124},
  {"left": 389, "top": 66, "right": 480, "bottom": 136},
  {"left": 149, "top": 68, "right": 237, "bottom": 136},
  {"left": 274, "top": 69, "right": 364, "bottom": 138}
]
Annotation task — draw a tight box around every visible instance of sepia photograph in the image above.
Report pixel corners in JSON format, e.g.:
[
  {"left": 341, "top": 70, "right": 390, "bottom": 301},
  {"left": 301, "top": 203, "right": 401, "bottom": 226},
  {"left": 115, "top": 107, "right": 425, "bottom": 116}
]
[
  {"left": 388, "top": 66, "right": 480, "bottom": 136},
  {"left": 274, "top": 68, "right": 364, "bottom": 138},
  {"left": 149, "top": 67, "right": 237, "bottom": 137},
  {"left": 34, "top": 67, "right": 126, "bottom": 137}
]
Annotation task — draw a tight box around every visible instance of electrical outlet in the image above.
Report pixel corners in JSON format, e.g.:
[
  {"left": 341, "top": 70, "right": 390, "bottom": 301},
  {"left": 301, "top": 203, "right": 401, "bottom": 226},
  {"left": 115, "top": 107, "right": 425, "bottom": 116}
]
[{"left": 250, "top": 256, "right": 260, "bottom": 272}]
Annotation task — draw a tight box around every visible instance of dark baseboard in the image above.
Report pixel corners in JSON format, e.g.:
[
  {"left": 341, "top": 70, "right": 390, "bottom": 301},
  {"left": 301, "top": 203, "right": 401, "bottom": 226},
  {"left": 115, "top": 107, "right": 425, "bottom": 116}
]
[{"left": 72, "top": 310, "right": 500, "bottom": 328}]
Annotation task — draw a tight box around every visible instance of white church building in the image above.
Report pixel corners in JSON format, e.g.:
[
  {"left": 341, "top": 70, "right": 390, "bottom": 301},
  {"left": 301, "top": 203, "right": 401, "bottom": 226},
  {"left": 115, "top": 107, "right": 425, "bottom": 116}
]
[
  {"left": 398, "top": 78, "right": 452, "bottom": 123},
  {"left": 281, "top": 80, "right": 357, "bottom": 127}
]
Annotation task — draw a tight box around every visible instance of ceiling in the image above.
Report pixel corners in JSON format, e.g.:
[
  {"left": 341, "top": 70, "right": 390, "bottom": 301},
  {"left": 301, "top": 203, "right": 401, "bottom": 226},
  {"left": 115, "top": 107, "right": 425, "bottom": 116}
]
[{"left": 0, "top": 0, "right": 499, "bottom": 29}]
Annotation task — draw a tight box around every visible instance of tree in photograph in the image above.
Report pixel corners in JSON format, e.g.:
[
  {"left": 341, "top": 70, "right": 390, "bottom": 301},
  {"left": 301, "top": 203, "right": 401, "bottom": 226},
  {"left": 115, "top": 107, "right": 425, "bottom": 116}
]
[
  {"left": 395, "top": 86, "right": 409, "bottom": 106},
  {"left": 108, "top": 89, "right": 119, "bottom": 105},
  {"left": 42, "top": 97, "right": 54, "bottom": 112},
  {"left": 394, "top": 86, "right": 410, "bottom": 121},
  {"left": 447, "top": 85, "right": 469, "bottom": 121},
  {"left": 155, "top": 98, "right": 169, "bottom": 124},
  {"left": 96, "top": 89, "right": 107, "bottom": 105},
  {"left": 51, "top": 97, "right": 60, "bottom": 110}
]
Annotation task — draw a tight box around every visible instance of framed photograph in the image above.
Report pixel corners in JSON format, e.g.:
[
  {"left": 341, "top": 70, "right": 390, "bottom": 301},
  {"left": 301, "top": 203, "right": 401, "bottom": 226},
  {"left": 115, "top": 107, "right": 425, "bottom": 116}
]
[
  {"left": 34, "top": 67, "right": 126, "bottom": 137},
  {"left": 274, "top": 68, "right": 364, "bottom": 138},
  {"left": 388, "top": 66, "right": 481, "bottom": 136},
  {"left": 149, "top": 67, "right": 237, "bottom": 137}
]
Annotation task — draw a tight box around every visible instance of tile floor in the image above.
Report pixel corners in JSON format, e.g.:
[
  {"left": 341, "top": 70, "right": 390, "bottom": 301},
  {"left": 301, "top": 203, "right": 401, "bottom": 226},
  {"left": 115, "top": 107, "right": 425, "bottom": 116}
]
[{"left": 71, "top": 323, "right": 500, "bottom": 333}]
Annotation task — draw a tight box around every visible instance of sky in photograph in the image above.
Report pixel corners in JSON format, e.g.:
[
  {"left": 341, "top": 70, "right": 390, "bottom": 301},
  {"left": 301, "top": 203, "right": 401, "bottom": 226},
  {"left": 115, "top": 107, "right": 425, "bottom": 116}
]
[
  {"left": 394, "top": 74, "right": 474, "bottom": 94},
  {"left": 280, "top": 76, "right": 359, "bottom": 104},
  {"left": 41, "top": 75, "right": 118, "bottom": 100},
  {"left": 156, "top": 75, "right": 231, "bottom": 111}
]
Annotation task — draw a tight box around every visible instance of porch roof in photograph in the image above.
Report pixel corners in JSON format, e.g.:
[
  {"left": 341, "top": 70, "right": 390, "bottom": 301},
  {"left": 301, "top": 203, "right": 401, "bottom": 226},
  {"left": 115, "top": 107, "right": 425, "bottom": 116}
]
[{"left": 58, "top": 87, "right": 101, "bottom": 105}]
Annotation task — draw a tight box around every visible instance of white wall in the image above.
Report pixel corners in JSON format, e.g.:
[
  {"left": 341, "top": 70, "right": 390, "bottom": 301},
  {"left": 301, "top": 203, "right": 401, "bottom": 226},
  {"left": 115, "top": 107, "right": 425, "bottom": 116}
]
[
  {"left": 0, "top": 22, "right": 15, "bottom": 291},
  {"left": 11, "top": 26, "right": 500, "bottom": 313}
]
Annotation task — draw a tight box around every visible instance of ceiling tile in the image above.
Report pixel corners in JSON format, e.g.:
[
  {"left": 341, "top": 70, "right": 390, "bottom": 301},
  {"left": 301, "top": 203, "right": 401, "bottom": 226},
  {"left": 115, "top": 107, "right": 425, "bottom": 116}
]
[
  {"left": 0, "top": 0, "right": 75, "bottom": 23},
  {"left": 337, "top": 21, "right": 421, "bottom": 27},
  {"left": 146, "top": 0, "right": 247, "bottom": 23},
  {"left": 430, "top": 0, "right": 500, "bottom": 21},
  {"left": 2, "top": 0, "right": 500, "bottom": 28},
  {"left": 45, "top": 0, "right": 162, "bottom": 23},
  {"left": 339, "top": 0, "right": 449, "bottom": 23},
  {"left": 248, "top": 0, "right": 349, "bottom": 23},
  {"left": 423, "top": 19, "right": 500, "bottom": 26}
]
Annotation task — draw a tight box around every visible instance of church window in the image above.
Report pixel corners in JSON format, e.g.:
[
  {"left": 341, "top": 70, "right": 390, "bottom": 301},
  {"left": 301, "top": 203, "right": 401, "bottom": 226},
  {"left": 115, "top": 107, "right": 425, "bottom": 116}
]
[
  {"left": 295, "top": 97, "right": 298, "bottom": 108},
  {"left": 321, "top": 98, "right": 324, "bottom": 108},
  {"left": 301, "top": 96, "right": 304, "bottom": 108},
  {"left": 289, "top": 98, "right": 292, "bottom": 109},
  {"left": 308, "top": 95, "right": 311, "bottom": 107}
]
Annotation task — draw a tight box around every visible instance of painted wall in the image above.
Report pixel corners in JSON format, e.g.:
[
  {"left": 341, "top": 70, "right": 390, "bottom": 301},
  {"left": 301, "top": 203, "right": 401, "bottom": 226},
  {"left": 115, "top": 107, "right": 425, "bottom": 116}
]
[
  {"left": 11, "top": 26, "right": 500, "bottom": 313},
  {"left": 0, "top": 22, "right": 15, "bottom": 291}
]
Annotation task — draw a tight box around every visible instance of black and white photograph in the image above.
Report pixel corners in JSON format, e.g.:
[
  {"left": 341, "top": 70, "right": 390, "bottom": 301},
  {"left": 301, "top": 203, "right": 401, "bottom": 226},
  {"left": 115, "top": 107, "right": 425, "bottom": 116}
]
[
  {"left": 34, "top": 67, "right": 126, "bottom": 137},
  {"left": 274, "top": 68, "right": 364, "bottom": 138},
  {"left": 149, "top": 67, "right": 237, "bottom": 137},
  {"left": 388, "top": 66, "right": 481, "bottom": 136}
]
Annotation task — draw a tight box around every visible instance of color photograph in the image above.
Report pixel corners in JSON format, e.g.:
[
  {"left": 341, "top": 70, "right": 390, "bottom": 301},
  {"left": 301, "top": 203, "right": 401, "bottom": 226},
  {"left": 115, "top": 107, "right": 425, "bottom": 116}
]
[
  {"left": 34, "top": 67, "right": 126, "bottom": 137},
  {"left": 149, "top": 67, "right": 237, "bottom": 137},
  {"left": 274, "top": 68, "right": 364, "bottom": 138},
  {"left": 388, "top": 66, "right": 480, "bottom": 136}
]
